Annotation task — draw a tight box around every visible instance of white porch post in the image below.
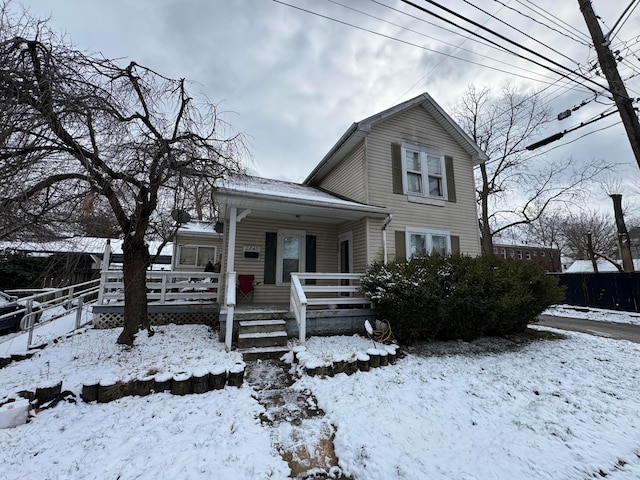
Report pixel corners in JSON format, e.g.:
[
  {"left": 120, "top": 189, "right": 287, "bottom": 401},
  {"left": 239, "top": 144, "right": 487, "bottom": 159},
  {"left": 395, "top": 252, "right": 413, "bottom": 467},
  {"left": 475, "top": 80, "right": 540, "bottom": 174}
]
[
  {"left": 224, "top": 206, "right": 238, "bottom": 351},
  {"left": 97, "top": 240, "right": 111, "bottom": 305}
]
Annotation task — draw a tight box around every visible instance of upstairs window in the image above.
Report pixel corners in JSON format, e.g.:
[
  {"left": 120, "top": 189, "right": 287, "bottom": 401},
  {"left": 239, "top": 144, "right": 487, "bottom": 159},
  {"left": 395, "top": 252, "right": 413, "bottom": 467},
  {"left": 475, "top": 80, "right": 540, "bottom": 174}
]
[{"left": 402, "top": 144, "right": 446, "bottom": 199}]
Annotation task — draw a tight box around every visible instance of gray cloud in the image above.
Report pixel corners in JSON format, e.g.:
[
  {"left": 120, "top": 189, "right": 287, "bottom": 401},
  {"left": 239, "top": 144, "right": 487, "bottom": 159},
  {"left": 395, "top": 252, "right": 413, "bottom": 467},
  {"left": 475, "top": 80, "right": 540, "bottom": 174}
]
[{"left": 16, "top": 0, "right": 640, "bottom": 203}]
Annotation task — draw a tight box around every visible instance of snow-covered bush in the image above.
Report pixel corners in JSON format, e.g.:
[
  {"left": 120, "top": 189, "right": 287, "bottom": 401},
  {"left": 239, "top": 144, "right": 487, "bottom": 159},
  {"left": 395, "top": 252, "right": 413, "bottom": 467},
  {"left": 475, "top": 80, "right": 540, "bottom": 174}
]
[{"left": 360, "top": 254, "right": 564, "bottom": 343}]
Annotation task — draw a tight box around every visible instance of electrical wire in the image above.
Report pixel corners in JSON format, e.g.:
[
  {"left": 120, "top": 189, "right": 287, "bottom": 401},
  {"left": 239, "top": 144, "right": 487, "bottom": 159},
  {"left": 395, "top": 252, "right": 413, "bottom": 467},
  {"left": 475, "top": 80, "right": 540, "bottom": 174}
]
[
  {"left": 605, "top": 0, "right": 640, "bottom": 42},
  {"left": 324, "top": 0, "right": 563, "bottom": 84},
  {"left": 518, "top": 0, "right": 592, "bottom": 44},
  {"left": 273, "top": 0, "right": 631, "bottom": 159},
  {"left": 271, "top": 0, "right": 590, "bottom": 89},
  {"left": 494, "top": 0, "right": 592, "bottom": 47},
  {"left": 462, "top": 0, "right": 582, "bottom": 67},
  {"left": 400, "top": 0, "right": 606, "bottom": 92}
]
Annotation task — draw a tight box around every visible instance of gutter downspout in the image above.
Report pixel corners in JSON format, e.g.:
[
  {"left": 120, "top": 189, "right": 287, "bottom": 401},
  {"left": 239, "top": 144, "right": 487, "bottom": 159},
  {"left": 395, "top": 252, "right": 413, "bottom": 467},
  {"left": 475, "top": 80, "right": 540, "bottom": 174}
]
[{"left": 381, "top": 214, "right": 393, "bottom": 264}]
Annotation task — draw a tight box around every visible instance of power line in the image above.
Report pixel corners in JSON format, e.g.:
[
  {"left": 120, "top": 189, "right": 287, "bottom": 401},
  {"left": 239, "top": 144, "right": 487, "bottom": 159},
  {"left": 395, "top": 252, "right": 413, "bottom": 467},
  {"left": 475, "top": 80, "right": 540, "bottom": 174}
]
[
  {"left": 494, "top": 0, "right": 592, "bottom": 47},
  {"left": 324, "top": 0, "right": 561, "bottom": 84},
  {"left": 462, "top": 0, "right": 582, "bottom": 67},
  {"left": 604, "top": 0, "right": 640, "bottom": 42},
  {"left": 271, "top": 0, "right": 591, "bottom": 89},
  {"left": 526, "top": 109, "right": 618, "bottom": 150},
  {"left": 518, "top": 0, "right": 592, "bottom": 44},
  {"left": 273, "top": 0, "right": 624, "bottom": 154},
  {"left": 398, "top": 0, "right": 608, "bottom": 95}
]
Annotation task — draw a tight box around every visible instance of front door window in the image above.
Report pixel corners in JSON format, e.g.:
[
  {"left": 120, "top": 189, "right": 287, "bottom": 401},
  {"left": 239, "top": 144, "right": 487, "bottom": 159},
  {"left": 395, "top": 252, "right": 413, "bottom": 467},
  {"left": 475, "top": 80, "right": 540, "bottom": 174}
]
[{"left": 277, "top": 230, "right": 305, "bottom": 284}]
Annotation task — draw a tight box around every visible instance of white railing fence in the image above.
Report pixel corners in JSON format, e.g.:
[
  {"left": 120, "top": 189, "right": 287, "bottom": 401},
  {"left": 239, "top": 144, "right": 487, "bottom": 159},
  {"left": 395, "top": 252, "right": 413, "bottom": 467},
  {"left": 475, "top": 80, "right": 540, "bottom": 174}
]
[
  {"left": 290, "top": 273, "right": 371, "bottom": 344},
  {"left": 2, "top": 279, "right": 101, "bottom": 349},
  {"left": 97, "top": 271, "right": 220, "bottom": 305}
]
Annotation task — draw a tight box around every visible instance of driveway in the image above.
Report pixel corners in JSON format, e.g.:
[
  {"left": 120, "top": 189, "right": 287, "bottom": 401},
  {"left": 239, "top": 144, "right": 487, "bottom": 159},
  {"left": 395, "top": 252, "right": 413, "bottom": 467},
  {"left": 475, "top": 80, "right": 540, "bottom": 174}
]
[{"left": 537, "top": 314, "right": 640, "bottom": 344}]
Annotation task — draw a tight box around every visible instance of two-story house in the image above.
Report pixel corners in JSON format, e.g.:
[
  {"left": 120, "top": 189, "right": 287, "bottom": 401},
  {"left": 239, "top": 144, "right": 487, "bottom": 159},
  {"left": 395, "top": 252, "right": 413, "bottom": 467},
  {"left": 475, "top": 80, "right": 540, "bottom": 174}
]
[{"left": 186, "top": 92, "right": 488, "bottom": 351}]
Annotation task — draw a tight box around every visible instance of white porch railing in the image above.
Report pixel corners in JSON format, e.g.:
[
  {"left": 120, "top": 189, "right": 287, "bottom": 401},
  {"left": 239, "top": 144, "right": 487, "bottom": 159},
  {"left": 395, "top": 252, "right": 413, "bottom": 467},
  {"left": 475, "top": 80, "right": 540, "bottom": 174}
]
[
  {"left": 97, "top": 271, "right": 220, "bottom": 305},
  {"left": 290, "top": 273, "right": 371, "bottom": 345}
]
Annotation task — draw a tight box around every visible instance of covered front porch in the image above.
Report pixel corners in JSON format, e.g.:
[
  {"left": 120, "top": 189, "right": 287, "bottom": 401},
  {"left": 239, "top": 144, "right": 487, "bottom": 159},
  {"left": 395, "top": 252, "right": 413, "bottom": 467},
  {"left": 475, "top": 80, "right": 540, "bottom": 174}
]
[{"left": 215, "top": 176, "right": 391, "bottom": 351}]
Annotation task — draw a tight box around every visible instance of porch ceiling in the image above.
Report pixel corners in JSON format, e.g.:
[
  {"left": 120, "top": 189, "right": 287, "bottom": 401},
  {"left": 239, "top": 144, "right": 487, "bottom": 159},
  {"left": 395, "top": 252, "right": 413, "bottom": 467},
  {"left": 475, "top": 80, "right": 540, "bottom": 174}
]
[{"left": 217, "top": 193, "right": 391, "bottom": 224}]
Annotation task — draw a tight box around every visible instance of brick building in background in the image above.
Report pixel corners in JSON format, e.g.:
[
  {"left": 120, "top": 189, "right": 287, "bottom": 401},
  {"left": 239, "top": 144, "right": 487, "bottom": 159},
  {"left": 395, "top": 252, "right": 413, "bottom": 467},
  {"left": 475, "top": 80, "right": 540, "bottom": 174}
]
[{"left": 493, "top": 243, "right": 562, "bottom": 272}]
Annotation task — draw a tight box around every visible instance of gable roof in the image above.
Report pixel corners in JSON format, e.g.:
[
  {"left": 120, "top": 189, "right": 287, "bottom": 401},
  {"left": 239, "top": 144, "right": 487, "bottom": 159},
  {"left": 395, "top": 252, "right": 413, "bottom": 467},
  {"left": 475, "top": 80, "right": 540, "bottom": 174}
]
[
  {"left": 215, "top": 175, "right": 391, "bottom": 223},
  {"left": 304, "top": 92, "right": 489, "bottom": 185}
]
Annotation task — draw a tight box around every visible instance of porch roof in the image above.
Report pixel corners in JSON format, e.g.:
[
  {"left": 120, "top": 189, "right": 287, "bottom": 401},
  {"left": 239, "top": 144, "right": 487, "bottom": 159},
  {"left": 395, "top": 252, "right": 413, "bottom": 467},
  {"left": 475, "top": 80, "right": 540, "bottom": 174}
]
[{"left": 215, "top": 175, "right": 391, "bottom": 223}]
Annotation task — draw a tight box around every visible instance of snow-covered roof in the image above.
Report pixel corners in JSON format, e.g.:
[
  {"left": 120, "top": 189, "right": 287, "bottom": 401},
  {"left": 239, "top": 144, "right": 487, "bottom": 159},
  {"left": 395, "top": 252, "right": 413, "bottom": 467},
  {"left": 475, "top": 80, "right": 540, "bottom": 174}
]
[
  {"left": 0, "top": 237, "right": 172, "bottom": 257},
  {"left": 215, "top": 175, "right": 391, "bottom": 221},
  {"left": 176, "top": 221, "right": 221, "bottom": 237},
  {"left": 563, "top": 259, "right": 640, "bottom": 273}
]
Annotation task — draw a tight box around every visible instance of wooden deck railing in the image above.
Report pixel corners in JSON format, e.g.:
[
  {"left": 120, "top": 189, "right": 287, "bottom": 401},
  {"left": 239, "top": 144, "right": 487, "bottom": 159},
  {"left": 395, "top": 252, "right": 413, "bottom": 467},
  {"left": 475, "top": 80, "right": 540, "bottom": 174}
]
[{"left": 97, "top": 270, "right": 220, "bottom": 305}]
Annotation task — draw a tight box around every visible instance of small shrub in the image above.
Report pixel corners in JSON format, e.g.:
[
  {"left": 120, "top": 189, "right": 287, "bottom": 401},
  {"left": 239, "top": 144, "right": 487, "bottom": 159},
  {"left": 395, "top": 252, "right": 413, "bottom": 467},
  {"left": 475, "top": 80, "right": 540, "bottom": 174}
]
[{"left": 361, "top": 254, "right": 564, "bottom": 343}]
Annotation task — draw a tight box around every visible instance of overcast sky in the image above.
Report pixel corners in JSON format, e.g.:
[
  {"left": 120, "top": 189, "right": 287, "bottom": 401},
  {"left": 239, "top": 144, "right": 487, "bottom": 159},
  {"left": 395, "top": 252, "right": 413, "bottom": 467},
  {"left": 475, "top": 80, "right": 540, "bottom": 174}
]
[{"left": 14, "top": 0, "right": 640, "bottom": 209}]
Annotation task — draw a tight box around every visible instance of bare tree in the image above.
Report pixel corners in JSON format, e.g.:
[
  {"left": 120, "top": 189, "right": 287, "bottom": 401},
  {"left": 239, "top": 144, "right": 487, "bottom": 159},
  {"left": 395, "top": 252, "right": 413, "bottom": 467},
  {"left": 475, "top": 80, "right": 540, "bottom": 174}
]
[
  {"left": 0, "top": 4, "right": 246, "bottom": 345},
  {"left": 559, "top": 209, "right": 618, "bottom": 266},
  {"left": 453, "top": 83, "right": 611, "bottom": 256}
]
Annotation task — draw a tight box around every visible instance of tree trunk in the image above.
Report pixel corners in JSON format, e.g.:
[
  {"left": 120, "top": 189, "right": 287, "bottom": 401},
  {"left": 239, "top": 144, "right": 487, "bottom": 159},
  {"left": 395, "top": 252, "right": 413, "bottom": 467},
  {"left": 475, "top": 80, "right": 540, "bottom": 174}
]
[
  {"left": 610, "top": 194, "right": 635, "bottom": 272},
  {"left": 480, "top": 164, "right": 494, "bottom": 256},
  {"left": 587, "top": 232, "right": 599, "bottom": 274},
  {"left": 117, "top": 237, "right": 152, "bottom": 345}
]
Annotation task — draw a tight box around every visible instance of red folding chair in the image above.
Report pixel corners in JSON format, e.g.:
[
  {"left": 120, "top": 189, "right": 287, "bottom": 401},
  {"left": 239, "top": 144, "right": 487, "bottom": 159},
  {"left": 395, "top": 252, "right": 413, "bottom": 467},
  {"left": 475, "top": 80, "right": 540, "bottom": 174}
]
[{"left": 237, "top": 274, "right": 256, "bottom": 303}]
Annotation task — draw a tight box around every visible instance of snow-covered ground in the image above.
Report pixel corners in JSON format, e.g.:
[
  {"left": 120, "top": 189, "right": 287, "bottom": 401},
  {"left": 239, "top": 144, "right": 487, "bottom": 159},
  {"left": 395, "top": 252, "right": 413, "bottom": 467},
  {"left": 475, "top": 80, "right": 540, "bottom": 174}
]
[
  {"left": 1, "top": 309, "right": 640, "bottom": 479},
  {"left": 544, "top": 304, "right": 640, "bottom": 326}
]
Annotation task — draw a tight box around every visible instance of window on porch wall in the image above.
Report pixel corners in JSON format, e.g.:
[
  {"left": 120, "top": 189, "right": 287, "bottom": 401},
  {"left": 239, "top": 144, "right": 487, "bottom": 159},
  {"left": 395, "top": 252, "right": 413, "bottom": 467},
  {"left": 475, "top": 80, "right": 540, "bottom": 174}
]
[{"left": 178, "top": 245, "right": 216, "bottom": 267}]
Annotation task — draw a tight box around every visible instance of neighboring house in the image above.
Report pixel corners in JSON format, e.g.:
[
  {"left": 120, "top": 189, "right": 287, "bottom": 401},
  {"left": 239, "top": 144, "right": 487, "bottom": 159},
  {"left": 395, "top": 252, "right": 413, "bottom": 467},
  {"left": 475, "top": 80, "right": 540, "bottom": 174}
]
[
  {"left": 493, "top": 243, "right": 562, "bottom": 272},
  {"left": 0, "top": 237, "right": 172, "bottom": 287},
  {"left": 563, "top": 259, "right": 640, "bottom": 273}
]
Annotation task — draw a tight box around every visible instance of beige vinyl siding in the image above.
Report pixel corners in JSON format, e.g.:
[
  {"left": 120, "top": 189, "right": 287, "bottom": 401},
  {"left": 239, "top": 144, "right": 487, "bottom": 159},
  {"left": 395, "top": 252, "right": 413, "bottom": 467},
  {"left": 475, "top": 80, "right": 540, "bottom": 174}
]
[
  {"left": 317, "top": 141, "right": 367, "bottom": 203},
  {"left": 337, "top": 219, "right": 369, "bottom": 273},
  {"left": 365, "top": 105, "right": 481, "bottom": 257},
  {"left": 227, "top": 217, "right": 339, "bottom": 304}
]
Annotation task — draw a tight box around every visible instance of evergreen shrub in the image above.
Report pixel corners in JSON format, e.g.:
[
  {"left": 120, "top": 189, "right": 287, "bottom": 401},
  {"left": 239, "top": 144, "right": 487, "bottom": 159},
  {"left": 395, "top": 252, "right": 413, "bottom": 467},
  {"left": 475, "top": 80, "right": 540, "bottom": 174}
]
[{"left": 360, "top": 254, "right": 565, "bottom": 343}]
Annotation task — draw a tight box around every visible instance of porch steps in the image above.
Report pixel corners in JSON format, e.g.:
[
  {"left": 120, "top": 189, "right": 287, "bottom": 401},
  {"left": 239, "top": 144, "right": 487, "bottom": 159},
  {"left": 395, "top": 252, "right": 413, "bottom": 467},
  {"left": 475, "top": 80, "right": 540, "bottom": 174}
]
[
  {"left": 237, "top": 319, "right": 290, "bottom": 360},
  {"left": 239, "top": 345, "right": 291, "bottom": 361}
]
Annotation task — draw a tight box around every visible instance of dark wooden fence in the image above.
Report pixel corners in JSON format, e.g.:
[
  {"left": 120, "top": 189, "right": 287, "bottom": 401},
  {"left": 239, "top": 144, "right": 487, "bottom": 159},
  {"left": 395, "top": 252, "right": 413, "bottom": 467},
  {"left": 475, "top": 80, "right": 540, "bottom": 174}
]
[{"left": 550, "top": 272, "right": 640, "bottom": 313}]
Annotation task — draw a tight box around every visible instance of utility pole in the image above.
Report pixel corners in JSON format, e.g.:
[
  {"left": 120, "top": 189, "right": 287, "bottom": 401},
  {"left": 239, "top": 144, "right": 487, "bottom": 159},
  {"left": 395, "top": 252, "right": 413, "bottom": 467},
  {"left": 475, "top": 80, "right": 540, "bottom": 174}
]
[
  {"left": 578, "top": 0, "right": 640, "bottom": 170},
  {"left": 610, "top": 194, "right": 634, "bottom": 272}
]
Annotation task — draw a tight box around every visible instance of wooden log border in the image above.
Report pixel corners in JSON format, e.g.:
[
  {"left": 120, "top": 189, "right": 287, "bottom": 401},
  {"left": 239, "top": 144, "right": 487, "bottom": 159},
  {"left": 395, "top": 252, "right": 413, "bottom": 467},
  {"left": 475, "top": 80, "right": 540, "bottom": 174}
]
[
  {"left": 17, "top": 344, "right": 401, "bottom": 405},
  {"left": 70, "top": 366, "right": 246, "bottom": 403},
  {"left": 300, "top": 346, "right": 401, "bottom": 377}
]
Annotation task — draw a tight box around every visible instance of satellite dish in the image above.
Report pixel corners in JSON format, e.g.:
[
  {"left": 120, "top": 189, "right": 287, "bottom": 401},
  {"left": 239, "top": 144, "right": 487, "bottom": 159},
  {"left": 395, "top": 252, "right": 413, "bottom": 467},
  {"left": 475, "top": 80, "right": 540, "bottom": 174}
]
[{"left": 171, "top": 209, "right": 191, "bottom": 224}]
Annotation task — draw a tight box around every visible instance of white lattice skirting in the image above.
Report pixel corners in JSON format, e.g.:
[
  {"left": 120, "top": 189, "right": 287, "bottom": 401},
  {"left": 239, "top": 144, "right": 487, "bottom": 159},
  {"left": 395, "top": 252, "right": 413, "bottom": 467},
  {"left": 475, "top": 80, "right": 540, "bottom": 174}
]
[{"left": 93, "top": 312, "right": 218, "bottom": 329}]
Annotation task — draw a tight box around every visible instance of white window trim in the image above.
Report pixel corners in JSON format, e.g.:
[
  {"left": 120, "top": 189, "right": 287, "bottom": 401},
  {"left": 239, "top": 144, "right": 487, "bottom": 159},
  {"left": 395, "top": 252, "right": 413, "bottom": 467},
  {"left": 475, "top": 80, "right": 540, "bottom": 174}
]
[
  {"left": 401, "top": 142, "right": 447, "bottom": 201},
  {"left": 405, "top": 227, "right": 451, "bottom": 257},
  {"left": 177, "top": 245, "right": 217, "bottom": 268},
  {"left": 276, "top": 229, "right": 306, "bottom": 286}
]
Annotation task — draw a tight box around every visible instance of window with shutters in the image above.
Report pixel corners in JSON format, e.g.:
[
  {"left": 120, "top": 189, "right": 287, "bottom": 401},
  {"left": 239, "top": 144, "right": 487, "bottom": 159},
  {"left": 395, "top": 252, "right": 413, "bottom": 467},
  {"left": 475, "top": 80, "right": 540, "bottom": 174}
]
[
  {"left": 402, "top": 143, "right": 447, "bottom": 200},
  {"left": 406, "top": 227, "right": 451, "bottom": 257}
]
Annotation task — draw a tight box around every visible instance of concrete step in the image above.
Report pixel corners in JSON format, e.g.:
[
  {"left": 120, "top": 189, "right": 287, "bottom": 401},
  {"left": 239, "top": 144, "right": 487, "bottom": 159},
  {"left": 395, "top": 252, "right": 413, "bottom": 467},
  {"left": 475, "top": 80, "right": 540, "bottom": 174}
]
[
  {"left": 238, "top": 319, "right": 286, "bottom": 334},
  {"left": 237, "top": 331, "right": 288, "bottom": 349},
  {"left": 239, "top": 346, "right": 291, "bottom": 361}
]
